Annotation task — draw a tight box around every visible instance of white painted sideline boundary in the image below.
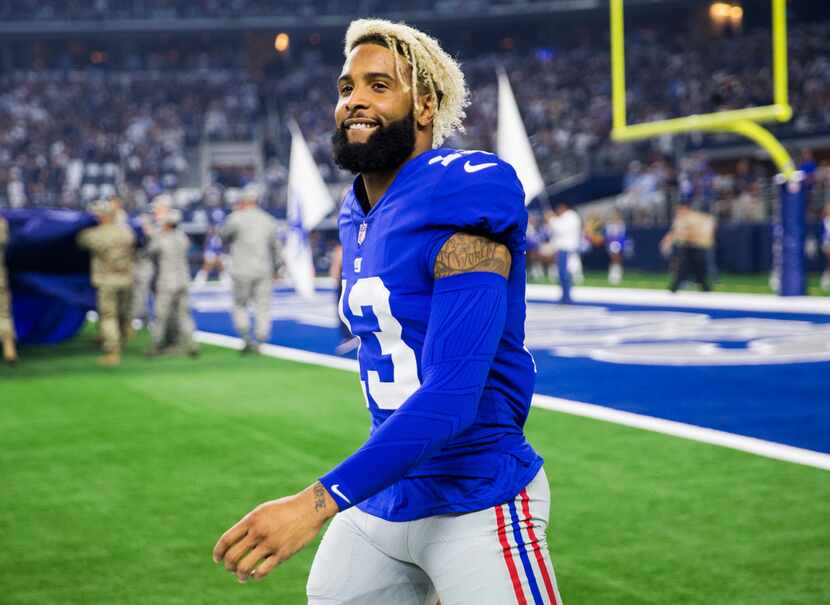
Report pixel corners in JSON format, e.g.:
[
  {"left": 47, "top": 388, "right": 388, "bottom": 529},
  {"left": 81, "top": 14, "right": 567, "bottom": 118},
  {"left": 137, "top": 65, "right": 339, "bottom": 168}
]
[
  {"left": 530, "top": 394, "right": 830, "bottom": 471},
  {"left": 195, "top": 331, "right": 830, "bottom": 472},
  {"left": 196, "top": 331, "right": 359, "bottom": 372},
  {"left": 192, "top": 280, "right": 830, "bottom": 315}
]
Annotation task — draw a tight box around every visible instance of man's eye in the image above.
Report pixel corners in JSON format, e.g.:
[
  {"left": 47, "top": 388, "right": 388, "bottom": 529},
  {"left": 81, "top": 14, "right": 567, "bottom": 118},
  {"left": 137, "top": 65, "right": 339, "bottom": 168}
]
[
  {"left": 372, "top": 83, "right": 387, "bottom": 91},
  {"left": 339, "top": 85, "right": 352, "bottom": 96}
]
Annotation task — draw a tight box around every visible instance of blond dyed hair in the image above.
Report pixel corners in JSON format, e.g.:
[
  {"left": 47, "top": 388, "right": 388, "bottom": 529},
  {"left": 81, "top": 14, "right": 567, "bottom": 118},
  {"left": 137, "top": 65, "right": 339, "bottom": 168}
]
[{"left": 344, "top": 19, "right": 469, "bottom": 148}]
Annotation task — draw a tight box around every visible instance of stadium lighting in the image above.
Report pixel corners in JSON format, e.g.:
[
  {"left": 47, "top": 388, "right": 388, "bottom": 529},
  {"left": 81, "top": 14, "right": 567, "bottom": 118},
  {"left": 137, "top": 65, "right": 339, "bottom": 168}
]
[
  {"left": 710, "top": 2, "right": 743, "bottom": 25},
  {"left": 710, "top": 2, "right": 731, "bottom": 21},
  {"left": 274, "top": 32, "right": 290, "bottom": 53}
]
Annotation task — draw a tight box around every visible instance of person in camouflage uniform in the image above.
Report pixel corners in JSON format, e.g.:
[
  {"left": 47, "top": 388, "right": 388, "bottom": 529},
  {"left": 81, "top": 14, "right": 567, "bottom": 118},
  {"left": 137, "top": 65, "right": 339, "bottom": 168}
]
[
  {"left": 145, "top": 208, "right": 199, "bottom": 357},
  {"left": 221, "top": 185, "right": 281, "bottom": 353},
  {"left": 133, "top": 195, "right": 173, "bottom": 327},
  {"left": 0, "top": 215, "right": 18, "bottom": 365},
  {"left": 76, "top": 200, "right": 137, "bottom": 366}
]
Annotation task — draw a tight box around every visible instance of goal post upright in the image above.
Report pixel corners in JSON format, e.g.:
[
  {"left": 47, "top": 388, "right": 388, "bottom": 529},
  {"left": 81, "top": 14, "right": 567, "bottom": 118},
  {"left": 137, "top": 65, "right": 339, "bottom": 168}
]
[{"left": 608, "top": 0, "right": 806, "bottom": 296}]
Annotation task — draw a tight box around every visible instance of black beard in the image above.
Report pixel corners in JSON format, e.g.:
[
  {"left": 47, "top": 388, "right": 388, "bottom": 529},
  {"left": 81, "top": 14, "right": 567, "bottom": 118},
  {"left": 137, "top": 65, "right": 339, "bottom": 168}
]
[{"left": 331, "top": 113, "right": 416, "bottom": 174}]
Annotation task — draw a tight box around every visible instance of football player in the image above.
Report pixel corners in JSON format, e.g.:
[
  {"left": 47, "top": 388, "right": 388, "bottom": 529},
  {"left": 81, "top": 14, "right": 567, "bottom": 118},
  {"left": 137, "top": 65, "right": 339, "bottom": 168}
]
[{"left": 214, "top": 19, "right": 562, "bottom": 605}]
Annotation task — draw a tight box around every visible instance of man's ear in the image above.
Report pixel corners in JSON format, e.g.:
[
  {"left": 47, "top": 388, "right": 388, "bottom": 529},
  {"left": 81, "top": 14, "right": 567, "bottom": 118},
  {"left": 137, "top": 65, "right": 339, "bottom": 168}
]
[{"left": 415, "top": 91, "right": 437, "bottom": 129}]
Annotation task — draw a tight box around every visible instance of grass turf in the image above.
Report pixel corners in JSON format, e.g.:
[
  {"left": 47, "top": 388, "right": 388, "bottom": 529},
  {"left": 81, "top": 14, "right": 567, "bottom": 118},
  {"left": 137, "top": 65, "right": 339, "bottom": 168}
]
[
  {"left": 1, "top": 327, "right": 828, "bottom": 604},
  {"left": 530, "top": 270, "right": 830, "bottom": 297}
]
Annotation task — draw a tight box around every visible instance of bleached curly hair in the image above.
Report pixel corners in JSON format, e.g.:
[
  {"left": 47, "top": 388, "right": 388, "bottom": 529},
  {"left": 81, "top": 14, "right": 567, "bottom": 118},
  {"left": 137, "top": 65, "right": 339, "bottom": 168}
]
[{"left": 344, "top": 19, "right": 470, "bottom": 148}]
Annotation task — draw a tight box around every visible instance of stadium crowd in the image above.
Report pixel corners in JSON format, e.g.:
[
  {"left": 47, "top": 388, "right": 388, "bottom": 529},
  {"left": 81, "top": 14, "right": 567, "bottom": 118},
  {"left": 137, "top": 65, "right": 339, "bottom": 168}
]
[
  {"left": 1, "top": 0, "right": 587, "bottom": 21},
  {"left": 1, "top": 17, "right": 829, "bottom": 229},
  {"left": 271, "top": 19, "right": 830, "bottom": 206},
  {"left": 0, "top": 59, "right": 259, "bottom": 210}
]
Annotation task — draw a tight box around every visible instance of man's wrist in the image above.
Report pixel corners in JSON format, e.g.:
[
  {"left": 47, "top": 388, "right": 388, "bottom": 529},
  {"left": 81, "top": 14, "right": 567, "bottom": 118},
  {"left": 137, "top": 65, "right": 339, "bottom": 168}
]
[{"left": 308, "top": 481, "right": 339, "bottom": 521}]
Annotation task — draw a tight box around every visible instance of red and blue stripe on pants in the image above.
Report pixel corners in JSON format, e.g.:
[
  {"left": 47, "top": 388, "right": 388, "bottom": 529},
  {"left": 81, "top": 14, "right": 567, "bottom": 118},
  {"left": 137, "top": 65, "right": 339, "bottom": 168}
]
[{"left": 495, "top": 488, "right": 561, "bottom": 605}]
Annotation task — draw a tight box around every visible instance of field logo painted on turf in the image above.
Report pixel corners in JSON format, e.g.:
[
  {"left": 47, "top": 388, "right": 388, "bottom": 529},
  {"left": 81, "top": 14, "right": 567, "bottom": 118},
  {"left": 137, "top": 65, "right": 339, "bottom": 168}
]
[{"left": 524, "top": 304, "right": 830, "bottom": 365}]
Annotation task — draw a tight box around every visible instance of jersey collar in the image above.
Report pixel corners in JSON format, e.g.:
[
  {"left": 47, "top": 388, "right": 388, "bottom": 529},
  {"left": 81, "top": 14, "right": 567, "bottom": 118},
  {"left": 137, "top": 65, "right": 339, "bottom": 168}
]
[{"left": 348, "top": 148, "right": 449, "bottom": 219}]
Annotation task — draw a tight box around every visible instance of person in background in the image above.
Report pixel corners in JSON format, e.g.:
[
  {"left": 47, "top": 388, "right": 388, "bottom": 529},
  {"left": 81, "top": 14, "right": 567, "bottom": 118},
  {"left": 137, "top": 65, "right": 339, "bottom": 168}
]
[
  {"left": 524, "top": 213, "right": 548, "bottom": 281},
  {"left": 194, "top": 224, "right": 226, "bottom": 285},
  {"left": 221, "top": 184, "right": 280, "bottom": 354},
  {"left": 145, "top": 209, "right": 199, "bottom": 357},
  {"left": 330, "top": 243, "right": 359, "bottom": 355},
  {"left": 0, "top": 215, "right": 17, "bottom": 365},
  {"left": 662, "top": 202, "right": 714, "bottom": 293},
  {"left": 548, "top": 201, "right": 581, "bottom": 303},
  {"left": 131, "top": 212, "right": 155, "bottom": 329},
  {"left": 110, "top": 195, "right": 129, "bottom": 225},
  {"left": 76, "top": 199, "right": 136, "bottom": 366},
  {"left": 604, "top": 210, "right": 627, "bottom": 285},
  {"left": 132, "top": 194, "right": 172, "bottom": 328}
]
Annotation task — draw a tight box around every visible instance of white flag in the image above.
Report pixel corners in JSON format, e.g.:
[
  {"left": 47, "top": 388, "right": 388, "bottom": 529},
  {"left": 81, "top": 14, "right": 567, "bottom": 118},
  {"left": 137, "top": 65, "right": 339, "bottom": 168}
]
[
  {"left": 285, "top": 122, "right": 335, "bottom": 299},
  {"left": 497, "top": 69, "right": 545, "bottom": 205}
]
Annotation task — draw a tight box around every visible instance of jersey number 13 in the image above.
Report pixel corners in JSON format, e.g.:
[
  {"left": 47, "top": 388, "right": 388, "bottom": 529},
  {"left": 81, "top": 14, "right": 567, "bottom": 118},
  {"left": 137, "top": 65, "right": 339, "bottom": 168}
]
[{"left": 340, "top": 277, "right": 421, "bottom": 410}]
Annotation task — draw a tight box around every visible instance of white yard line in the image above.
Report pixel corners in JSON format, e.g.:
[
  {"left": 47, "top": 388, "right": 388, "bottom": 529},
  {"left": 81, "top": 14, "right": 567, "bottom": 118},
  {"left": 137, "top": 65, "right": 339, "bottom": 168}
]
[
  {"left": 531, "top": 394, "right": 830, "bottom": 471},
  {"left": 195, "top": 331, "right": 359, "bottom": 372},
  {"left": 194, "top": 330, "right": 830, "bottom": 472}
]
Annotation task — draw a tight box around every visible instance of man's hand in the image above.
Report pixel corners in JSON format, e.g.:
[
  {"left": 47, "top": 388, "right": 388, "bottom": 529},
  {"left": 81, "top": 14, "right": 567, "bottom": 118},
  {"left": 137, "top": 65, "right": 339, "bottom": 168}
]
[{"left": 212, "top": 482, "right": 338, "bottom": 583}]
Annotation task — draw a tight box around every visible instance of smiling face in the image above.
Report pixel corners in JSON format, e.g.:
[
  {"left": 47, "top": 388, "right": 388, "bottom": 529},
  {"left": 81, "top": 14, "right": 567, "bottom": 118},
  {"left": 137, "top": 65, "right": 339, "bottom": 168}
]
[
  {"left": 332, "top": 41, "right": 435, "bottom": 175},
  {"left": 336, "top": 43, "right": 413, "bottom": 142}
]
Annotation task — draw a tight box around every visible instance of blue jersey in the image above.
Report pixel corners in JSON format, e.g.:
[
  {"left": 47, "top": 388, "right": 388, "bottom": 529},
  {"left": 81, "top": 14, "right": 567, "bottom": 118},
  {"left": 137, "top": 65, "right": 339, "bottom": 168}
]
[{"left": 338, "top": 148, "right": 542, "bottom": 521}]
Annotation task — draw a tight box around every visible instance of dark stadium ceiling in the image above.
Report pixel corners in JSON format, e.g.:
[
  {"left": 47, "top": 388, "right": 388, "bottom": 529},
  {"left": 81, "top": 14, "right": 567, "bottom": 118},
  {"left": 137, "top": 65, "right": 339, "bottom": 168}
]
[{"left": 0, "top": 0, "right": 698, "bottom": 36}]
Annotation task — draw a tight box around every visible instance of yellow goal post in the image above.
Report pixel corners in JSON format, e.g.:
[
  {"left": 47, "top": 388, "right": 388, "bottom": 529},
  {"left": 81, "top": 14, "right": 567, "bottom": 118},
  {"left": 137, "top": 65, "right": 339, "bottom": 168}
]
[{"left": 609, "top": 0, "right": 795, "bottom": 178}]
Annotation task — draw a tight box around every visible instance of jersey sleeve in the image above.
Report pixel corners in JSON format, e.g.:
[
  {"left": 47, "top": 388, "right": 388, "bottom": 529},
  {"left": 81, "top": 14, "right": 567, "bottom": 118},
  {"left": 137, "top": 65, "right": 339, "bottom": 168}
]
[{"left": 424, "top": 152, "right": 528, "bottom": 274}]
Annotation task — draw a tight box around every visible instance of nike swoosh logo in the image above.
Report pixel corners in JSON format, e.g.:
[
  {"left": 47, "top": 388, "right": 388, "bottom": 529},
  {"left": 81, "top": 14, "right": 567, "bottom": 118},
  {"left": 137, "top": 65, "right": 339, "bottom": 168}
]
[
  {"left": 464, "top": 160, "right": 498, "bottom": 173},
  {"left": 331, "top": 484, "right": 351, "bottom": 504}
]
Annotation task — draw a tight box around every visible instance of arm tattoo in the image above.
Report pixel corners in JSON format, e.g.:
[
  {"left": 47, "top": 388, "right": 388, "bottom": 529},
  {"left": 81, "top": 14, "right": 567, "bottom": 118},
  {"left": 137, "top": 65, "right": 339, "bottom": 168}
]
[
  {"left": 312, "top": 482, "right": 327, "bottom": 513},
  {"left": 434, "top": 233, "right": 512, "bottom": 279}
]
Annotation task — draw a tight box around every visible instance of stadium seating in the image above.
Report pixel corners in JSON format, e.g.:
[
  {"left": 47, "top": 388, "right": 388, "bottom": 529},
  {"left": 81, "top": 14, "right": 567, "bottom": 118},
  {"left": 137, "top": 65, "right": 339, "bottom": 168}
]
[{"left": 1, "top": 8, "right": 829, "bottom": 225}]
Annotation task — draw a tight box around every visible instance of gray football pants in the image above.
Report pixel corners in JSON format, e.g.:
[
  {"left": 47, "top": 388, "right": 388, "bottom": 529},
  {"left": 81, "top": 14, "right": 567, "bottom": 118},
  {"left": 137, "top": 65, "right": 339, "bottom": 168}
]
[
  {"left": 231, "top": 275, "right": 272, "bottom": 343},
  {"left": 307, "top": 468, "right": 563, "bottom": 605}
]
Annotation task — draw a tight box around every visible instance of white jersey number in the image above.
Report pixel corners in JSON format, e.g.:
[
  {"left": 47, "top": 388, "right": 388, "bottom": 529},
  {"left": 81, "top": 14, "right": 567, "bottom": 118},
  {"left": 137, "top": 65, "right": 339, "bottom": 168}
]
[{"left": 340, "top": 277, "right": 421, "bottom": 410}]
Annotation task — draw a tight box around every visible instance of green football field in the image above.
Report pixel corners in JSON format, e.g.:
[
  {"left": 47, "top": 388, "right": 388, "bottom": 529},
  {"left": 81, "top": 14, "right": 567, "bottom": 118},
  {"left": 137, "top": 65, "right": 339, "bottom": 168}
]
[{"left": 2, "top": 328, "right": 828, "bottom": 605}]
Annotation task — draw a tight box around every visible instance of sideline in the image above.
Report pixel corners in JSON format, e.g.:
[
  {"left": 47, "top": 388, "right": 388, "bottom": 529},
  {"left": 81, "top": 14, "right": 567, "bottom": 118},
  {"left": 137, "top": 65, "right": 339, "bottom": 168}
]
[
  {"left": 192, "top": 280, "right": 830, "bottom": 315},
  {"left": 195, "top": 330, "right": 830, "bottom": 472}
]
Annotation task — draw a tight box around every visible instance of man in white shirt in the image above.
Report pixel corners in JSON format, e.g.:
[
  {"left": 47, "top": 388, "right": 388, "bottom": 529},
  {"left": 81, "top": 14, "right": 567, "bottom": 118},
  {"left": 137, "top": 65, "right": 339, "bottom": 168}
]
[{"left": 548, "top": 201, "right": 581, "bottom": 303}]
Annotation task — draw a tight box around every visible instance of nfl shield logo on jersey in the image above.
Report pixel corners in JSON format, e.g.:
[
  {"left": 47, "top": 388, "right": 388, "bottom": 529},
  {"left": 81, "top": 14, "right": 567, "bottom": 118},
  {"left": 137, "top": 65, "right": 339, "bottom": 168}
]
[{"left": 357, "top": 221, "right": 368, "bottom": 246}]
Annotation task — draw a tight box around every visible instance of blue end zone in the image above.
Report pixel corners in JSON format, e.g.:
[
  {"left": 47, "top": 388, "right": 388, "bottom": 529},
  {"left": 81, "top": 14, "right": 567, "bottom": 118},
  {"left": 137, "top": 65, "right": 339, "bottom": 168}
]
[{"left": 191, "top": 286, "right": 830, "bottom": 455}]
